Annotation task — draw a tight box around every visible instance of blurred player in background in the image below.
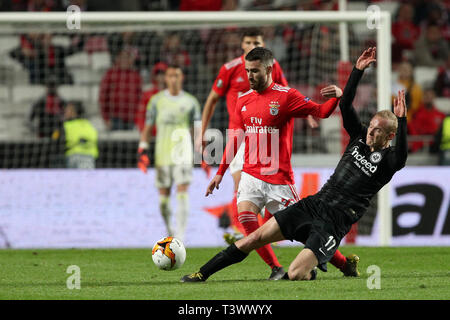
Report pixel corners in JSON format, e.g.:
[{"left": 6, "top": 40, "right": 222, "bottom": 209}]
[
  {"left": 135, "top": 62, "right": 168, "bottom": 132},
  {"left": 191, "top": 47, "right": 359, "bottom": 280},
  {"left": 196, "top": 28, "right": 320, "bottom": 276},
  {"left": 137, "top": 65, "right": 201, "bottom": 242},
  {"left": 182, "top": 47, "right": 408, "bottom": 283}
]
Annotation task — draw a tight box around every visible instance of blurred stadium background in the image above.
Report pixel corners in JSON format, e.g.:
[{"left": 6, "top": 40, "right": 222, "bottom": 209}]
[{"left": 0, "top": 0, "right": 449, "bottom": 249}]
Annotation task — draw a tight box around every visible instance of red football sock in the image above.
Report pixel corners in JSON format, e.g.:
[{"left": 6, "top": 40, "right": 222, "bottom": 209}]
[
  {"left": 238, "top": 211, "right": 281, "bottom": 269},
  {"left": 230, "top": 191, "right": 246, "bottom": 235},
  {"left": 330, "top": 249, "right": 347, "bottom": 270}
]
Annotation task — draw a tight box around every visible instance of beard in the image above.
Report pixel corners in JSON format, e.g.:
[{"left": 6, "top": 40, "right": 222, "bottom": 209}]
[{"left": 250, "top": 79, "right": 265, "bottom": 91}]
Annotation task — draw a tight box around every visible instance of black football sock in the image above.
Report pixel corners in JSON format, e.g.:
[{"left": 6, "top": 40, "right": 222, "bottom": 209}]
[{"left": 199, "top": 243, "right": 248, "bottom": 280}]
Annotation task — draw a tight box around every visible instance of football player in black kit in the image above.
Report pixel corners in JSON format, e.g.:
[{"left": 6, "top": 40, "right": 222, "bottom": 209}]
[{"left": 181, "top": 47, "right": 407, "bottom": 283}]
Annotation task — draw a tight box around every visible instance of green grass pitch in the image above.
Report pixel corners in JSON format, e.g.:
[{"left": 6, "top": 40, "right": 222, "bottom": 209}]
[{"left": 0, "top": 246, "right": 449, "bottom": 300}]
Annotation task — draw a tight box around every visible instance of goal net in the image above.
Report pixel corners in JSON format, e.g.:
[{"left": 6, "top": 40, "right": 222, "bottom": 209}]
[{"left": 0, "top": 11, "right": 391, "bottom": 245}]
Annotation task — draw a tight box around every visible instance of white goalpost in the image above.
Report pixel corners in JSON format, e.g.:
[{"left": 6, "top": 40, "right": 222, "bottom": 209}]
[{"left": 0, "top": 10, "right": 392, "bottom": 246}]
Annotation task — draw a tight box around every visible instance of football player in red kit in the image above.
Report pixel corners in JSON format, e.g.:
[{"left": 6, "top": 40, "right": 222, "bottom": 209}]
[{"left": 197, "top": 29, "right": 333, "bottom": 280}]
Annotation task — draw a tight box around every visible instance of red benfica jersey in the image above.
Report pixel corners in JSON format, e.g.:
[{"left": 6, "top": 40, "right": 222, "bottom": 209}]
[
  {"left": 212, "top": 55, "right": 288, "bottom": 129},
  {"left": 217, "top": 82, "right": 340, "bottom": 185}
]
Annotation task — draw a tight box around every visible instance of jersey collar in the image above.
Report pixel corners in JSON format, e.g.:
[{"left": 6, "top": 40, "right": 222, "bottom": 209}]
[
  {"left": 255, "top": 81, "right": 275, "bottom": 95},
  {"left": 164, "top": 89, "right": 184, "bottom": 99}
]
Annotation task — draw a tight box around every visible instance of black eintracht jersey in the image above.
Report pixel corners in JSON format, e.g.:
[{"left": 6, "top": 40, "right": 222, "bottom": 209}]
[{"left": 316, "top": 67, "right": 408, "bottom": 224}]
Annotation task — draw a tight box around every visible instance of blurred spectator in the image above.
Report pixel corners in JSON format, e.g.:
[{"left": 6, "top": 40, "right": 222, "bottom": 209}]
[
  {"left": 140, "top": 32, "right": 164, "bottom": 69},
  {"left": 160, "top": 32, "right": 191, "bottom": 69},
  {"left": 135, "top": 62, "right": 167, "bottom": 132},
  {"left": 179, "top": 30, "right": 207, "bottom": 86},
  {"left": 56, "top": 101, "right": 98, "bottom": 169},
  {"left": 434, "top": 55, "right": 450, "bottom": 98},
  {"left": 408, "top": 87, "right": 446, "bottom": 152},
  {"left": 262, "top": 26, "right": 287, "bottom": 65},
  {"left": 416, "top": 0, "right": 450, "bottom": 41},
  {"left": 29, "top": 76, "right": 65, "bottom": 138},
  {"left": 392, "top": 61, "right": 423, "bottom": 121},
  {"left": 159, "top": 31, "right": 201, "bottom": 94},
  {"left": 431, "top": 114, "right": 450, "bottom": 165},
  {"left": 221, "top": 30, "right": 242, "bottom": 63},
  {"left": 9, "top": 33, "right": 84, "bottom": 84},
  {"left": 281, "top": 23, "right": 302, "bottom": 83},
  {"left": 107, "top": 31, "right": 148, "bottom": 69},
  {"left": 413, "top": 23, "right": 449, "bottom": 67},
  {"left": 204, "top": 28, "right": 240, "bottom": 76},
  {"left": 309, "top": 25, "right": 339, "bottom": 89},
  {"left": 105, "top": 31, "right": 163, "bottom": 71},
  {"left": 392, "top": 3, "right": 421, "bottom": 65},
  {"left": 99, "top": 48, "right": 142, "bottom": 131}
]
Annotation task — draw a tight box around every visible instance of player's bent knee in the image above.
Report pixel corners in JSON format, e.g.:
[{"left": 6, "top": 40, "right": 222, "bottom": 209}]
[
  {"left": 237, "top": 230, "right": 263, "bottom": 251},
  {"left": 245, "top": 231, "right": 261, "bottom": 246},
  {"left": 250, "top": 227, "right": 270, "bottom": 245}
]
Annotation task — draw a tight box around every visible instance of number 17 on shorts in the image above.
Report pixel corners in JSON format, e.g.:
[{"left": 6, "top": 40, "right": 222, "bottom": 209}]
[{"left": 319, "top": 236, "right": 336, "bottom": 256}]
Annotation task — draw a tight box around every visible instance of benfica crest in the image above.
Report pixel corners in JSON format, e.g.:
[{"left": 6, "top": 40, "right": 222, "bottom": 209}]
[{"left": 269, "top": 101, "right": 280, "bottom": 116}]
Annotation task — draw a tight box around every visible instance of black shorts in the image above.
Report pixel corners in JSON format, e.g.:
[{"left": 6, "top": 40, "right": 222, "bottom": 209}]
[{"left": 274, "top": 195, "right": 351, "bottom": 272}]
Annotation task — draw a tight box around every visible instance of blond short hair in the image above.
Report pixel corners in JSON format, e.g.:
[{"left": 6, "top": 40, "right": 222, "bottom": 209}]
[{"left": 374, "top": 110, "right": 398, "bottom": 134}]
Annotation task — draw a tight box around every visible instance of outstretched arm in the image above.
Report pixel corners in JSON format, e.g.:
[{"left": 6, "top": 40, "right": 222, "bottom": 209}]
[
  {"left": 316, "top": 85, "right": 343, "bottom": 118},
  {"left": 390, "top": 90, "right": 408, "bottom": 170},
  {"left": 393, "top": 89, "right": 407, "bottom": 118},
  {"left": 356, "top": 47, "right": 377, "bottom": 71},
  {"left": 287, "top": 85, "right": 342, "bottom": 119},
  {"left": 274, "top": 60, "right": 320, "bottom": 129},
  {"left": 340, "top": 47, "right": 377, "bottom": 138},
  {"left": 206, "top": 129, "right": 244, "bottom": 196},
  {"left": 207, "top": 105, "right": 245, "bottom": 196}
]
